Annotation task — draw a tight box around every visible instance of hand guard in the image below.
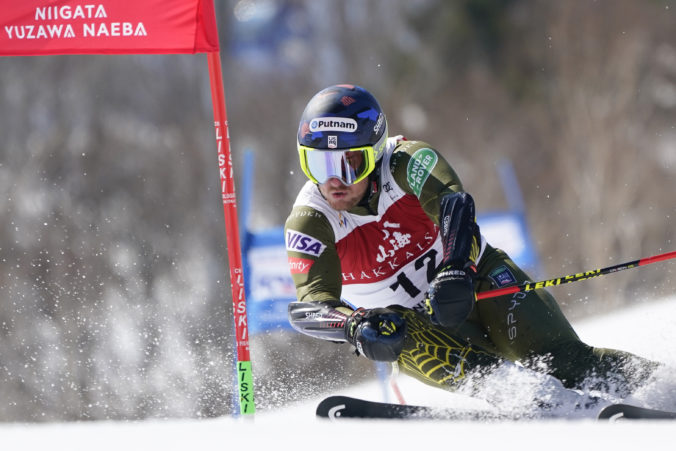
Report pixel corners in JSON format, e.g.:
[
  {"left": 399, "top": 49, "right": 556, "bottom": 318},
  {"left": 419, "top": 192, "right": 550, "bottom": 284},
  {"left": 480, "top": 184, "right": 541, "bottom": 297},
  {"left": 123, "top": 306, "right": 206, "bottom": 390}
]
[
  {"left": 345, "top": 308, "right": 406, "bottom": 362},
  {"left": 425, "top": 265, "right": 477, "bottom": 328}
]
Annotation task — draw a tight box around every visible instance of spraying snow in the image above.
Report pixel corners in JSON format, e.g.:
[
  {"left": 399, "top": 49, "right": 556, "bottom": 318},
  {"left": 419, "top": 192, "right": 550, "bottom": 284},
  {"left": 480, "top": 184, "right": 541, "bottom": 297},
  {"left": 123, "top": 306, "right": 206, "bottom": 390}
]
[{"left": 2, "top": 296, "right": 675, "bottom": 451}]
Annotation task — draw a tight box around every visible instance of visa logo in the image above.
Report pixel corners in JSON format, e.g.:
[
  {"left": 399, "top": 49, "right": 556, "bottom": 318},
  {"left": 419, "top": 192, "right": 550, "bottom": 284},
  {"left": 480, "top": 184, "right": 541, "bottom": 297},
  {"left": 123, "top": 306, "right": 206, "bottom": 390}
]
[{"left": 286, "top": 230, "right": 326, "bottom": 257}]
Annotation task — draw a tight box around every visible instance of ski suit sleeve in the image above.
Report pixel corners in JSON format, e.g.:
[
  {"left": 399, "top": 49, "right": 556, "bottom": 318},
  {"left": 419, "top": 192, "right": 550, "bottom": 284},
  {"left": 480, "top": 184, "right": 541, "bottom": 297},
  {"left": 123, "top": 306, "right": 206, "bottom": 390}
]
[
  {"left": 284, "top": 203, "right": 355, "bottom": 340},
  {"left": 284, "top": 204, "right": 342, "bottom": 304}
]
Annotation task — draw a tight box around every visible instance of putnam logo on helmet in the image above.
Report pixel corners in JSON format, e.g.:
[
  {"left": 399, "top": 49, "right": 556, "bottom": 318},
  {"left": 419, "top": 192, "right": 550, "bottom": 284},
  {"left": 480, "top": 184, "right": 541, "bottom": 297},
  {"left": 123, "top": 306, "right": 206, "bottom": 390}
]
[{"left": 309, "top": 117, "right": 357, "bottom": 133}]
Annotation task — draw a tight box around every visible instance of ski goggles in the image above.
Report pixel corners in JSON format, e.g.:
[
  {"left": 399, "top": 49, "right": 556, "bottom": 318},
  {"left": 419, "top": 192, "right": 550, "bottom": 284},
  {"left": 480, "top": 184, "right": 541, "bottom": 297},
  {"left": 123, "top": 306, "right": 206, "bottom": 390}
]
[{"left": 297, "top": 145, "right": 376, "bottom": 185}]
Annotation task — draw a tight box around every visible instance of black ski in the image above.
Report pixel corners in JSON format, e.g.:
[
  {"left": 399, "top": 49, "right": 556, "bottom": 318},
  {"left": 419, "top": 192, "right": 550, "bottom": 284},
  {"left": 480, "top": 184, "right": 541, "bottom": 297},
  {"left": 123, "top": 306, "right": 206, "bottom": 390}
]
[
  {"left": 316, "top": 395, "right": 517, "bottom": 421},
  {"left": 597, "top": 403, "right": 676, "bottom": 421},
  {"left": 317, "top": 395, "right": 676, "bottom": 421}
]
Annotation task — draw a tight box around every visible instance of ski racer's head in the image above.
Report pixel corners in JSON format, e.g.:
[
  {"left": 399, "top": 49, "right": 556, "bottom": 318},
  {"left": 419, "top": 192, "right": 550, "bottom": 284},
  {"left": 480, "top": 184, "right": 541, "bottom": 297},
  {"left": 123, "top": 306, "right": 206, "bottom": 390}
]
[{"left": 297, "top": 84, "right": 388, "bottom": 187}]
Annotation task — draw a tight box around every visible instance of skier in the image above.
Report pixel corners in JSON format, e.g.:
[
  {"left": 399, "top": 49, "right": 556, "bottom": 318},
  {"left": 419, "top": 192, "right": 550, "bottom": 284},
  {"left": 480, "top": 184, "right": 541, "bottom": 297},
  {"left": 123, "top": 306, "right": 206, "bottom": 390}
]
[{"left": 285, "top": 84, "right": 657, "bottom": 401}]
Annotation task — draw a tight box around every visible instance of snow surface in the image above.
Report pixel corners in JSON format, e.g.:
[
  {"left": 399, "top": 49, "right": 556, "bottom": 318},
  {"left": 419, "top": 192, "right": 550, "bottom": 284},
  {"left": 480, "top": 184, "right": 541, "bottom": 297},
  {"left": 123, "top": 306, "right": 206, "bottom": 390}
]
[{"left": 2, "top": 296, "right": 676, "bottom": 451}]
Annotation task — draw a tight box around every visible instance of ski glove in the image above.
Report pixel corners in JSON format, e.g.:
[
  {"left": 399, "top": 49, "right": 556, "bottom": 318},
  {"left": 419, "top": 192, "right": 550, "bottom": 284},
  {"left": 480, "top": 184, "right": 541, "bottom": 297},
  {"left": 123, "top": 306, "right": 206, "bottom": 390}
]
[
  {"left": 425, "top": 264, "right": 477, "bottom": 328},
  {"left": 345, "top": 307, "right": 406, "bottom": 362}
]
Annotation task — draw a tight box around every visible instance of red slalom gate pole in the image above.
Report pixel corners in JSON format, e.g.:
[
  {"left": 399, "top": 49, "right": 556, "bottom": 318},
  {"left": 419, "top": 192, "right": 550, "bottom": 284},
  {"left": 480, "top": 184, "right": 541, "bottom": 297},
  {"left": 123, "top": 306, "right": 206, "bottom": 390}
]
[
  {"left": 477, "top": 250, "right": 676, "bottom": 301},
  {"left": 207, "top": 51, "right": 255, "bottom": 416}
]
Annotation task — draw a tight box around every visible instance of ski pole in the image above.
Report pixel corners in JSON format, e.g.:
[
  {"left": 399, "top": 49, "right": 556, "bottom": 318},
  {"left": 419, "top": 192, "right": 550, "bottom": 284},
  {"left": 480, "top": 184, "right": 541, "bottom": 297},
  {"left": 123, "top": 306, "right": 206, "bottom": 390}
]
[
  {"left": 476, "top": 250, "right": 676, "bottom": 301},
  {"left": 207, "top": 51, "right": 255, "bottom": 416}
]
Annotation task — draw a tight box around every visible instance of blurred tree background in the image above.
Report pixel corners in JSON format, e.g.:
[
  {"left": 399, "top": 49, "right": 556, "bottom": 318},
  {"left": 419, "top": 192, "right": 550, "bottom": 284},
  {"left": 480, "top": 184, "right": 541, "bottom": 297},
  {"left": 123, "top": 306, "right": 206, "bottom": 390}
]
[{"left": 0, "top": 0, "right": 674, "bottom": 421}]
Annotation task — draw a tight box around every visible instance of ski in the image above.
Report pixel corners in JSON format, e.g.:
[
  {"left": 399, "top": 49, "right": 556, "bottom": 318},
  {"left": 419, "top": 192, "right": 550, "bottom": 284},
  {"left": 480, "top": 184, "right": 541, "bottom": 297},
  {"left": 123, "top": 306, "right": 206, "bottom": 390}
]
[
  {"left": 316, "top": 395, "right": 519, "bottom": 421},
  {"left": 317, "top": 395, "right": 676, "bottom": 421},
  {"left": 597, "top": 403, "right": 676, "bottom": 421}
]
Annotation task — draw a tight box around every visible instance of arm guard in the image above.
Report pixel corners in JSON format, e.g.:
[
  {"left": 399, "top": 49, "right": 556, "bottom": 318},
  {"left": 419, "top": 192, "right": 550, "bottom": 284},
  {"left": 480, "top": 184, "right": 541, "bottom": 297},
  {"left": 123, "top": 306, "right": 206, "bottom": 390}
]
[
  {"left": 439, "top": 192, "right": 481, "bottom": 269},
  {"left": 288, "top": 301, "right": 351, "bottom": 342}
]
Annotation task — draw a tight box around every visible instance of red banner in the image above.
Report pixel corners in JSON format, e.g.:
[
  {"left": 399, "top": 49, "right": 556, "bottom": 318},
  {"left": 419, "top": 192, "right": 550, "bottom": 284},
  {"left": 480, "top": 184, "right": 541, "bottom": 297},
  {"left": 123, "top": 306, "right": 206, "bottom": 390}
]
[{"left": 0, "top": 0, "right": 219, "bottom": 55}]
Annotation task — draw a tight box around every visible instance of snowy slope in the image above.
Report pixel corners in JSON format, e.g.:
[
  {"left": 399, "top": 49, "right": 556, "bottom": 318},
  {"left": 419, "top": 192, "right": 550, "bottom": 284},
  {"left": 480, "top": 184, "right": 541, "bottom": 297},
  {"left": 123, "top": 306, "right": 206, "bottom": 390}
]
[{"left": 2, "top": 296, "right": 675, "bottom": 451}]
